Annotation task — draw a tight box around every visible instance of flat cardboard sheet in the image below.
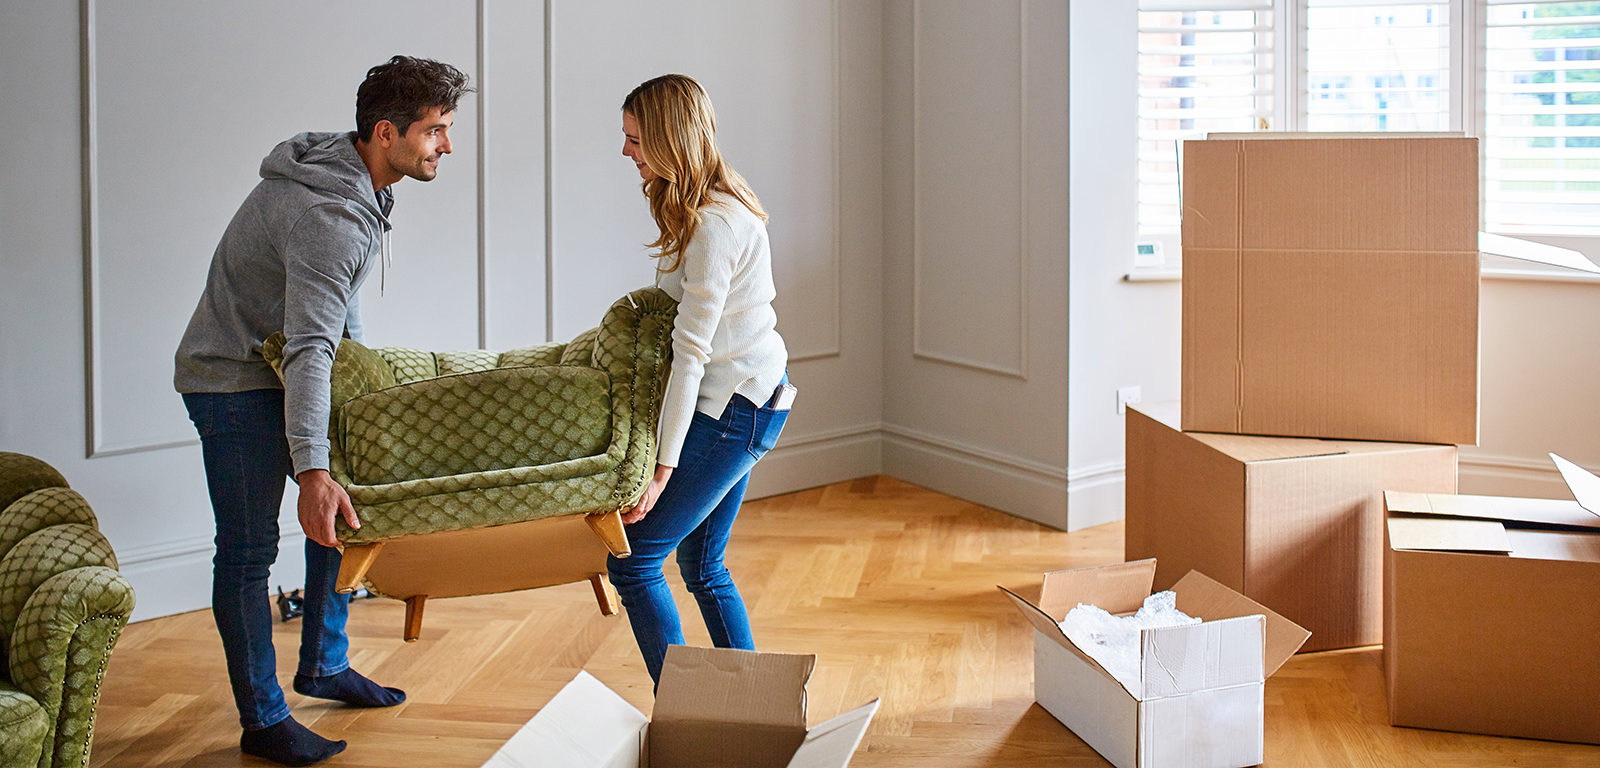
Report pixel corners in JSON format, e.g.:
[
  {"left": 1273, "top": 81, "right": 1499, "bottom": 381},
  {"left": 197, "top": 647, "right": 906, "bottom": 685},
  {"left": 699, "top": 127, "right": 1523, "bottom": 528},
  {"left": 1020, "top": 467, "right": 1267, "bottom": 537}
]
[
  {"left": 482, "top": 671, "right": 646, "bottom": 768},
  {"left": 1552, "top": 453, "right": 1600, "bottom": 517}
]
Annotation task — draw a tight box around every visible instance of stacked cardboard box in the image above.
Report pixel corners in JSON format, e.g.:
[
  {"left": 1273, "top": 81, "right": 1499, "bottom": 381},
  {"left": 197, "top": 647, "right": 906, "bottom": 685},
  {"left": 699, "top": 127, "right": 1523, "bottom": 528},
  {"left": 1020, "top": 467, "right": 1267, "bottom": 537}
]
[
  {"left": 1126, "top": 403, "right": 1455, "bottom": 651},
  {"left": 1124, "top": 133, "right": 1600, "bottom": 745},
  {"left": 1127, "top": 134, "right": 1475, "bottom": 652},
  {"left": 1382, "top": 455, "right": 1600, "bottom": 745}
]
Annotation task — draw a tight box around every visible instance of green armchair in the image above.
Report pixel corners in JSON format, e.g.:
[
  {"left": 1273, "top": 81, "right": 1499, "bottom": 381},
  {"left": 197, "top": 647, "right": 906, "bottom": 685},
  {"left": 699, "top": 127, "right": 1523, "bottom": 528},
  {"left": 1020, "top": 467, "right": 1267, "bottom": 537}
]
[
  {"left": 264, "top": 286, "right": 676, "bottom": 640},
  {"left": 0, "top": 452, "right": 134, "bottom": 768}
]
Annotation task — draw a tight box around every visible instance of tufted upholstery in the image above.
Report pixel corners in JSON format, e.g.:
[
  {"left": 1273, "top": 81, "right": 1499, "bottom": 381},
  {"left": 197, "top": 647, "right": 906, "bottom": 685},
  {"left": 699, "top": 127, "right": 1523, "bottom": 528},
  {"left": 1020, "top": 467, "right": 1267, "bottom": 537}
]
[
  {"left": 261, "top": 287, "right": 676, "bottom": 639},
  {"left": 0, "top": 453, "right": 135, "bottom": 768},
  {"left": 264, "top": 286, "right": 677, "bottom": 545}
]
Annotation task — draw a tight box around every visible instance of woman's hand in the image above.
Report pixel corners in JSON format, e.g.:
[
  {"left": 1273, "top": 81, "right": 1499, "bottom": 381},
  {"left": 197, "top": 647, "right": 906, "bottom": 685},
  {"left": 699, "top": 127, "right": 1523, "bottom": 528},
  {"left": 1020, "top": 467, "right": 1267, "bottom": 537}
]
[{"left": 623, "top": 463, "right": 674, "bottom": 524}]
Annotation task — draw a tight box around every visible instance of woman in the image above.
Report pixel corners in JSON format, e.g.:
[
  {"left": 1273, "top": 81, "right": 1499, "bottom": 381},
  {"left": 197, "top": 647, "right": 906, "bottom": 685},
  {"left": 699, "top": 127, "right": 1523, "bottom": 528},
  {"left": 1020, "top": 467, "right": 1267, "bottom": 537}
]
[{"left": 608, "top": 74, "right": 794, "bottom": 685}]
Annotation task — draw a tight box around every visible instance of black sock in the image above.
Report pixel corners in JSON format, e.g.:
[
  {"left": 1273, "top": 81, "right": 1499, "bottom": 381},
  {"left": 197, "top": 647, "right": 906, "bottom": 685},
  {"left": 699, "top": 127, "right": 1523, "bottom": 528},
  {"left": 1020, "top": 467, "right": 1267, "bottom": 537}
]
[
  {"left": 293, "top": 668, "right": 406, "bottom": 708},
  {"left": 240, "top": 716, "right": 345, "bottom": 766}
]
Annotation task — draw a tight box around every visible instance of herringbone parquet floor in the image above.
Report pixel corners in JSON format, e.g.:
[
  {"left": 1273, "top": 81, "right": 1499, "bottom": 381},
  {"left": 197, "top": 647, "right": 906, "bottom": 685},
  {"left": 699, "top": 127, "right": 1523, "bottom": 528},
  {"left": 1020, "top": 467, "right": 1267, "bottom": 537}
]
[{"left": 91, "top": 476, "right": 1600, "bottom": 766}]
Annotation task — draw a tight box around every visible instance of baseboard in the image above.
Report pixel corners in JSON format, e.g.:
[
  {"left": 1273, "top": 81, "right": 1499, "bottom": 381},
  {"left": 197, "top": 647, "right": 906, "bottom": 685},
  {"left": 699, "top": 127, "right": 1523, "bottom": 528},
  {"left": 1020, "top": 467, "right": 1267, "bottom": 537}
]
[
  {"left": 1064, "top": 462, "right": 1126, "bottom": 532},
  {"left": 746, "top": 423, "right": 883, "bottom": 500},
  {"left": 1459, "top": 452, "right": 1574, "bottom": 499},
  {"left": 118, "top": 527, "right": 309, "bottom": 623},
  {"left": 881, "top": 424, "right": 1069, "bottom": 529}
]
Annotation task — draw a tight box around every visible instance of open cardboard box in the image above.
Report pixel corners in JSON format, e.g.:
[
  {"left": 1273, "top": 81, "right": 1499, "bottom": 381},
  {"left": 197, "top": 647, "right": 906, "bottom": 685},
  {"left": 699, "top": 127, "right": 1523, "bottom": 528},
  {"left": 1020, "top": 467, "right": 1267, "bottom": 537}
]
[
  {"left": 1181, "top": 132, "right": 1600, "bottom": 446},
  {"left": 482, "top": 645, "right": 879, "bottom": 768},
  {"left": 1000, "top": 560, "right": 1310, "bottom": 768},
  {"left": 1126, "top": 402, "right": 1456, "bottom": 651},
  {"left": 1384, "top": 453, "right": 1600, "bottom": 744}
]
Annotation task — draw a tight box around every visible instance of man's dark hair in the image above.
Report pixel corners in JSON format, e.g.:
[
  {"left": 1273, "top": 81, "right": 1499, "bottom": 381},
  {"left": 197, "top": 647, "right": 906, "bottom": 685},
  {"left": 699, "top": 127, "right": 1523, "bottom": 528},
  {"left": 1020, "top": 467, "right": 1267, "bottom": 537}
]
[{"left": 355, "top": 56, "right": 473, "bottom": 142}]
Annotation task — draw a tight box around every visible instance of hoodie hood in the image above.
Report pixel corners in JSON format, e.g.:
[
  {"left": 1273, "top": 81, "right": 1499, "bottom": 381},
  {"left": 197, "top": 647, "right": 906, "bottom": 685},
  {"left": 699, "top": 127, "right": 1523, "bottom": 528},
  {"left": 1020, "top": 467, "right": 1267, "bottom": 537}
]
[{"left": 259, "top": 131, "right": 390, "bottom": 228}]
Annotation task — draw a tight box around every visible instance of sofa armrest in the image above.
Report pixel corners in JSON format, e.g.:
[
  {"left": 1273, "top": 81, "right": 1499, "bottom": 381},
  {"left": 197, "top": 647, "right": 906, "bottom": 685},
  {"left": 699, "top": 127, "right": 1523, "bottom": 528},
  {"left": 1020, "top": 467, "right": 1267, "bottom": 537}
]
[
  {"left": 9, "top": 566, "right": 133, "bottom": 768},
  {"left": 262, "top": 331, "right": 399, "bottom": 415},
  {"left": 590, "top": 287, "right": 678, "bottom": 507}
]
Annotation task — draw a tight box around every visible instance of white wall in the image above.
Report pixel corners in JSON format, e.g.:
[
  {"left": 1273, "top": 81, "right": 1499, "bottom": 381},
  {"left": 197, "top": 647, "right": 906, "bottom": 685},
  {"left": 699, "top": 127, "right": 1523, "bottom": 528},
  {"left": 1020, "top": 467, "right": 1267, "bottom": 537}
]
[
  {"left": 0, "top": 0, "right": 882, "bottom": 621},
  {"left": 880, "top": 0, "right": 1072, "bottom": 529},
  {"left": 5, "top": 0, "right": 1594, "bottom": 623}
]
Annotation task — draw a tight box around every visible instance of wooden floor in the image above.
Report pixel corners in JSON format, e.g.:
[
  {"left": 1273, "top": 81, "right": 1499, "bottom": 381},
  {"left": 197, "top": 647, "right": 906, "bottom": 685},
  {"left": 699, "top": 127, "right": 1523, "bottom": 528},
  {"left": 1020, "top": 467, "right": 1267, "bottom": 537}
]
[{"left": 92, "top": 476, "right": 1600, "bottom": 767}]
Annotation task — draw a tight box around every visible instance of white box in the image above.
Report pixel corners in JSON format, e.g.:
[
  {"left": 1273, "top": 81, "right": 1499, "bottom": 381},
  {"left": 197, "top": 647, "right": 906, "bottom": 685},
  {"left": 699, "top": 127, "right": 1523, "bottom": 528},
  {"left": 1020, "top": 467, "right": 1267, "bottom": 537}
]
[{"left": 1001, "top": 560, "right": 1310, "bottom": 768}]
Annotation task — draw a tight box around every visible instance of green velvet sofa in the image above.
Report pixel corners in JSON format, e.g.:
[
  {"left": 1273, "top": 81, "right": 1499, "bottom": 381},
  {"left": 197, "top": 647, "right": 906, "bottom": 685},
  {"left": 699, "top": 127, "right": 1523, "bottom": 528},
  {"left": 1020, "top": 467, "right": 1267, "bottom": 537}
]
[
  {"left": 0, "top": 452, "right": 135, "bottom": 768},
  {"left": 264, "top": 286, "right": 677, "bottom": 640}
]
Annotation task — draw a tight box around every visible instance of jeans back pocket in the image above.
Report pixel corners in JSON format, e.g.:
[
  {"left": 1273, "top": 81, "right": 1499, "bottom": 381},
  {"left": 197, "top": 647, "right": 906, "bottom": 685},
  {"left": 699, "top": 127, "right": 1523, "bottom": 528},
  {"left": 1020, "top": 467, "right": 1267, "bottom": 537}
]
[{"left": 746, "top": 406, "right": 788, "bottom": 460}]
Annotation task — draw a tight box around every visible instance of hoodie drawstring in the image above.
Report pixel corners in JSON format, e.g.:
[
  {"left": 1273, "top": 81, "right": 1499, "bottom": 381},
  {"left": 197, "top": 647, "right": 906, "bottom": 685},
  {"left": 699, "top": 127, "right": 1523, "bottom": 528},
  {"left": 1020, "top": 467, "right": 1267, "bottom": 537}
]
[{"left": 380, "top": 227, "right": 392, "bottom": 296}]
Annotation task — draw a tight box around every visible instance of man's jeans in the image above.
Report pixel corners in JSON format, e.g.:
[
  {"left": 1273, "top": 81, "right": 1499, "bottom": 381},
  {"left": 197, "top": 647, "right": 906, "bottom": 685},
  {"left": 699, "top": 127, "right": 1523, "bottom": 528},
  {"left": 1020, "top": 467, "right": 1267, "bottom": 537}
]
[
  {"left": 607, "top": 389, "right": 789, "bottom": 684},
  {"left": 183, "top": 389, "right": 351, "bottom": 730}
]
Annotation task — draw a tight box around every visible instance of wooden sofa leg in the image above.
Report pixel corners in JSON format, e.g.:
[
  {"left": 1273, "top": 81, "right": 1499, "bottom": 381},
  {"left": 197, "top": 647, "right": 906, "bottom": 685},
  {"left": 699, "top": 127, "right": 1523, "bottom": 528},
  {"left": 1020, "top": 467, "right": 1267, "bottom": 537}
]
[
  {"left": 336, "top": 542, "right": 383, "bottom": 594},
  {"left": 404, "top": 595, "right": 427, "bottom": 643},
  {"left": 585, "top": 510, "right": 631, "bottom": 558},
  {"left": 590, "top": 573, "right": 620, "bottom": 616}
]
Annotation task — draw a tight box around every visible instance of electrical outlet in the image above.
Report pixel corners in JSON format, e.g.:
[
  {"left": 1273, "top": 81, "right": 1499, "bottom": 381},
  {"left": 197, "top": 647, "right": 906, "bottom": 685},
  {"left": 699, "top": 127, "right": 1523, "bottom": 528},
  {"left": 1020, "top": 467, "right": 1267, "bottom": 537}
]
[{"left": 1116, "top": 386, "right": 1142, "bottom": 415}]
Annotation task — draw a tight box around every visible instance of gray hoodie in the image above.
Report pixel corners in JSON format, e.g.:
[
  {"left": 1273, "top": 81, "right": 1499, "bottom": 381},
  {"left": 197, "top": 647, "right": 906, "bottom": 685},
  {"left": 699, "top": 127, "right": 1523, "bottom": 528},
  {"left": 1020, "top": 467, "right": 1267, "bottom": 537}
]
[{"left": 174, "top": 131, "right": 392, "bottom": 476}]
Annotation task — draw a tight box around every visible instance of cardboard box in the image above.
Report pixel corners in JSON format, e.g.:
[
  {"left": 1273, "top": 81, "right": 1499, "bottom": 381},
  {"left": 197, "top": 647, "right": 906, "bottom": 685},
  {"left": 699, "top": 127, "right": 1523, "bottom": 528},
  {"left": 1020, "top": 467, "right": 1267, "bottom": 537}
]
[
  {"left": 1000, "top": 560, "right": 1310, "bottom": 768},
  {"left": 1181, "top": 133, "right": 1481, "bottom": 445},
  {"left": 483, "top": 645, "right": 880, "bottom": 768},
  {"left": 1383, "top": 454, "right": 1600, "bottom": 744},
  {"left": 1126, "top": 402, "right": 1456, "bottom": 651},
  {"left": 1179, "top": 135, "right": 1600, "bottom": 446}
]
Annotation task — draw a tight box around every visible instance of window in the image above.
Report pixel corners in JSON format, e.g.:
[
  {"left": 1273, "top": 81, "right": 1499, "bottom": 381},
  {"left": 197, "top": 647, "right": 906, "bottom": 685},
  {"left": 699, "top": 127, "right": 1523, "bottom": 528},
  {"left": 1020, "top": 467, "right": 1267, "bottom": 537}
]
[
  {"left": 1137, "top": 2, "right": 1276, "bottom": 254},
  {"left": 1485, "top": 1, "right": 1600, "bottom": 233},
  {"left": 1134, "top": 0, "right": 1600, "bottom": 268},
  {"left": 1304, "top": 1, "right": 1451, "bottom": 132}
]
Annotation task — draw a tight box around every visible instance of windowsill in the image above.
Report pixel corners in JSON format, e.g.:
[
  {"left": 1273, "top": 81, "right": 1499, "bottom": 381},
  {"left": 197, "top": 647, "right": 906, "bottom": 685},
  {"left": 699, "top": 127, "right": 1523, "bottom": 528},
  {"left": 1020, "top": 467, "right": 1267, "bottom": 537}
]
[
  {"left": 1125, "top": 266, "right": 1600, "bottom": 286},
  {"left": 1122, "top": 269, "right": 1182, "bottom": 283},
  {"left": 1481, "top": 265, "right": 1600, "bottom": 284}
]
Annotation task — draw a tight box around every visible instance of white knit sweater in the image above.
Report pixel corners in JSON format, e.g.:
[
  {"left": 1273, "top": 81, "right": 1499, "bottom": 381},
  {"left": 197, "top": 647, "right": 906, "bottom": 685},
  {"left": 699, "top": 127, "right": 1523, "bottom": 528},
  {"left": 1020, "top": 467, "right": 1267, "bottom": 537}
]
[{"left": 653, "top": 195, "right": 788, "bottom": 467}]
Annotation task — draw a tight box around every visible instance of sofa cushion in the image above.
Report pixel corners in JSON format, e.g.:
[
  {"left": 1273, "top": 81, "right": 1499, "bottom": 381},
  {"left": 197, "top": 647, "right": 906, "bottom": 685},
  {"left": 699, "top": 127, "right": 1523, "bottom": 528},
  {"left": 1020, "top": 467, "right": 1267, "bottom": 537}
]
[
  {"left": 0, "top": 681, "right": 46, "bottom": 768},
  {"left": 340, "top": 366, "right": 613, "bottom": 487}
]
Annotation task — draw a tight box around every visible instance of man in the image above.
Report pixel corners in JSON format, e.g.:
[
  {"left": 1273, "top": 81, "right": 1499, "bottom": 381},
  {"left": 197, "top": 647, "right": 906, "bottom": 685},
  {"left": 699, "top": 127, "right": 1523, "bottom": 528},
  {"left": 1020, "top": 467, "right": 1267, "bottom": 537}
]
[{"left": 174, "top": 55, "right": 471, "bottom": 766}]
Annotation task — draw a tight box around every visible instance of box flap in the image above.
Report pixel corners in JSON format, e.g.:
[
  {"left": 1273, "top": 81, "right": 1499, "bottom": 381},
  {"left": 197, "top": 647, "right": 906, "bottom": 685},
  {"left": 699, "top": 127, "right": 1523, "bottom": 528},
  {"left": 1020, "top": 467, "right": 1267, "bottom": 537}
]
[
  {"left": 1139, "top": 615, "right": 1265, "bottom": 699},
  {"left": 655, "top": 646, "right": 811, "bottom": 728},
  {"left": 1552, "top": 453, "right": 1600, "bottom": 519},
  {"left": 1187, "top": 431, "right": 1349, "bottom": 463},
  {"left": 1506, "top": 529, "right": 1600, "bottom": 564},
  {"left": 997, "top": 584, "right": 1127, "bottom": 693},
  {"left": 1383, "top": 489, "right": 1600, "bottom": 530},
  {"left": 1387, "top": 515, "right": 1511, "bottom": 554},
  {"left": 786, "top": 699, "right": 881, "bottom": 768},
  {"left": 482, "top": 671, "right": 647, "bottom": 768},
  {"left": 1037, "top": 559, "right": 1158, "bottom": 617},
  {"left": 1481, "top": 232, "right": 1600, "bottom": 274},
  {"left": 1169, "top": 571, "right": 1310, "bottom": 677}
]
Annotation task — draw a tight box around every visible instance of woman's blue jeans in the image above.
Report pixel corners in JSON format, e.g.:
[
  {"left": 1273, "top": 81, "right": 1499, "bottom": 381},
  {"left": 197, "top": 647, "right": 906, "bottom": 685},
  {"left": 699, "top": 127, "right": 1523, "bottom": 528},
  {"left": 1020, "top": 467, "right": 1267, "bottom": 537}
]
[
  {"left": 183, "top": 389, "right": 351, "bottom": 730},
  {"left": 607, "top": 389, "right": 789, "bottom": 684}
]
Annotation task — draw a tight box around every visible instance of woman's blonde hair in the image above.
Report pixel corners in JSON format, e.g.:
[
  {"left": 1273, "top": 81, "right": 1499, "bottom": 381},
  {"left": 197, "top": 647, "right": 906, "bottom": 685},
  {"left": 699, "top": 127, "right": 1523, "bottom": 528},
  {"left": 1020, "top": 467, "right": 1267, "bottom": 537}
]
[{"left": 623, "top": 74, "right": 766, "bottom": 273}]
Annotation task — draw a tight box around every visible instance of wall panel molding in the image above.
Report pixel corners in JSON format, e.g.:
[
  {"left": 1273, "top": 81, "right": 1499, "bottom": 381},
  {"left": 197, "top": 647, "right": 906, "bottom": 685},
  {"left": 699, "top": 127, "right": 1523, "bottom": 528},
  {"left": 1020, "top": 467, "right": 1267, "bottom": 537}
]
[
  {"left": 80, "top": 0, "right": 492, "bottom": 458},
  {"left": 789, "top": 0, "right": 846, "bottom": 362},
  {"left": 545, "top": 0, "right": 844, "bottom": 359},
  {"left": 910, "top": 0, "right": 1030, "bottom": 379}
]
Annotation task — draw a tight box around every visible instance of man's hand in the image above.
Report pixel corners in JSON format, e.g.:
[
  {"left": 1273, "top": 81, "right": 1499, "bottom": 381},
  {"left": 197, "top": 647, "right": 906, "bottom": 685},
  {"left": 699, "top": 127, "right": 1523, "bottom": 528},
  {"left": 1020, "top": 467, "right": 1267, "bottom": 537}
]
[
  {"left": 622, "top": 463, "right": 673, "bottom": 525},
  {"left": 296, "top": 469, "right": 359, "bottom": 547}
]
